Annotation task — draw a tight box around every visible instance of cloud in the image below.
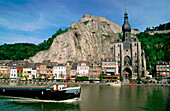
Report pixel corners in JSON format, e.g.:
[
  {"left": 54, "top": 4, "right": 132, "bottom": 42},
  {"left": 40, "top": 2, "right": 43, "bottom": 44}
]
[
  {"left": 0, "top": 34, "right": 43, "bottom": 45},
  {"left": 0, "top": 0, "right": 77, "bottom": 32}
]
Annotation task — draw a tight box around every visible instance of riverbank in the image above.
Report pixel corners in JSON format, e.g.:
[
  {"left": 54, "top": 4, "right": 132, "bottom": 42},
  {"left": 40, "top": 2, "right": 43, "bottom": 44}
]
[{"left": 0, "top": 80, "right": 169, "bottom": 87}]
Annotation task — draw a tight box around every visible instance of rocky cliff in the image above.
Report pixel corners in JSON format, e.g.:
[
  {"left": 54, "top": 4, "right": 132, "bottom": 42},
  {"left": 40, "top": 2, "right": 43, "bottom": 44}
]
[{"left": 29, "top": 14, "right": 139, "bottom": 63}]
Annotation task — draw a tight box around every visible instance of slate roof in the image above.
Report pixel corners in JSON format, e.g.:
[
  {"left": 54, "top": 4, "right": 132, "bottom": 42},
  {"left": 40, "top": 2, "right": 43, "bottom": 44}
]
[{"left": 71, "top": 63, "right": 78, "bottom": 70}]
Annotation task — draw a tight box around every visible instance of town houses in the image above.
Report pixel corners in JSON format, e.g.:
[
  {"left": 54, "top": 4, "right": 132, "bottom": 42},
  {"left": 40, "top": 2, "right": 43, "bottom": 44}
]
[
  {"left": 1, "top": 58, "right": 169, "bottom": 82},
  {"left": 0, "top": 59, "right": 121, "bottom": 82}
]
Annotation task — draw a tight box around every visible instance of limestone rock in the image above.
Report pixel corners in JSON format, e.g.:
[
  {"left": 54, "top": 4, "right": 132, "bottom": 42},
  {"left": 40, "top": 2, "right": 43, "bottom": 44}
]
[{"left": 29, "top": 14, "right": 139, "bottom": 63}]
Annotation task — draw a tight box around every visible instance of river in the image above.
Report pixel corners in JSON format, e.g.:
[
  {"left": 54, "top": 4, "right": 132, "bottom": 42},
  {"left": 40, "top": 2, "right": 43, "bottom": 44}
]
[{"left": 0, "top": 85, "right": 169, "bottom": 111}]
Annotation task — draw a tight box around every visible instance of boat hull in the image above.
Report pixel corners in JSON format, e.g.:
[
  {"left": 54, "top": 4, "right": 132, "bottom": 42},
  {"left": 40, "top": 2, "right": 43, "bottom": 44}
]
[{"left": 0, "top": 86, "right": 80, "bottom": 101}]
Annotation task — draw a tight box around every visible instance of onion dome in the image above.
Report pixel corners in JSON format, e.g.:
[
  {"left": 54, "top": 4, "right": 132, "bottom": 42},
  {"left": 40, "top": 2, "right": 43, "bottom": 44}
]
[{"left": 122, "top": 10, "right": 131, "bottom": 32}]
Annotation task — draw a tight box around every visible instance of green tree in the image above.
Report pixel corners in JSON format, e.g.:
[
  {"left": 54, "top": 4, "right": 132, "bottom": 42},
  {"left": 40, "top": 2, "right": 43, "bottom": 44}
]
[
  {"left": 120, "top": 76, "right": 123, "bottom": 82},
  {"left": 118, "top": 33, "right": 123, "bottom": 40},
  {"left": 59, "top": 73, "right": 65, "bottom": 82},
  {"left": 99, "top": 73, "right": 103, "bottom": 81}
]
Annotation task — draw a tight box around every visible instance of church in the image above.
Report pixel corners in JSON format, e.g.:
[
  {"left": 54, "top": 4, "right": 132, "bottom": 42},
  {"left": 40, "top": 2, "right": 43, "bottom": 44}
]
[{"left": 113, "top": 10, "right": 147, "bottom": 79}]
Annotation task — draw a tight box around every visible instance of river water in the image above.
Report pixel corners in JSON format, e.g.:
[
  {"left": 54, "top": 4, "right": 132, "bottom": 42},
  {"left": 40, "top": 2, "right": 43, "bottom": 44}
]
[{"left": 0, "top": 85, "right": 169, "bottom": 111}]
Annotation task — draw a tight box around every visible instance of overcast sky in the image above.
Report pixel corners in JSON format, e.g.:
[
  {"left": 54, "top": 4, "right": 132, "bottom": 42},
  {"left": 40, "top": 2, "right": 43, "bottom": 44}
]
[{"left": 0, "top": 0, "right": 169, "bottom": 45}]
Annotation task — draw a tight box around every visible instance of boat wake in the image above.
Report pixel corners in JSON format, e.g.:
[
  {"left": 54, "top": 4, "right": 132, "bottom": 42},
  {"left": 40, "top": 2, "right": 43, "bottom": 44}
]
[{"left": 0, "top": 95, "right": 81, "bottom": 103}]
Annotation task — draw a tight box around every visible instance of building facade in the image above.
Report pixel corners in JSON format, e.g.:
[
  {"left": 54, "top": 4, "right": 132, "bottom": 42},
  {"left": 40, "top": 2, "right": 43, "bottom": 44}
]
[
  {"left": 53, "top": 64, "right": 66, "bottom": 80},
  {"left": 70, "top": 63, "right": 78, "bottom": 80},
  {"left": 77, "top": 61, "right": 89, "bottom": 77},
  {"left": 89, "top": 61, "right": 101, "bottom": 80},
  {"left": 66, "top": 61, "right": 73, "bottom": 78},
  {"left": 0, "top": 60, "right": 11, "bottom": 78},
  {"left": 113, "top": 10, "right": 147, "bottom": 79},
  {"left": 10, "top": 66, "right": 17, "bottom": 78},
  {"left": 156, "top": 61, "right": 170, "bottom": 80},
  {"left": 102, "top": 58, "right": 119, "bottom": 80}
]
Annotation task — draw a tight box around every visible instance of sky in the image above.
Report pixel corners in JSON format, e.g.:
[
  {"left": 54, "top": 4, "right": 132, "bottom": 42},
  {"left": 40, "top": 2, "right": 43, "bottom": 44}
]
[{"left": 0, "top": 0, "right": 169, "bottom": 45}]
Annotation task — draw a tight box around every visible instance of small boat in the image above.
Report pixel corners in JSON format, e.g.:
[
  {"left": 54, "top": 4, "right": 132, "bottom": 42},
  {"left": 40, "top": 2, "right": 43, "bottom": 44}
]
[
  {"left": 108, "top": 82, "right": 121, "bottom": 87},
  {"left": 0, "top": 84, "right": 81, "bottom": 101}
]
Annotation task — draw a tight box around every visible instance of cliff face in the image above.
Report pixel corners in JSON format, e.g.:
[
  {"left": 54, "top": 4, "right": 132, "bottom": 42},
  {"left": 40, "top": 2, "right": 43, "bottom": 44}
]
[{"left": 29, "top": 14, "right": 139, "bottom": 63}]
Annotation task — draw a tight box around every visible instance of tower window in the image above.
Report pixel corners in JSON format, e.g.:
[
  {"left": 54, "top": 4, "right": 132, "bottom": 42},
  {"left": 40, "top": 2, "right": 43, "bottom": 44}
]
[
  {"left": 134, "top": 43, "right": 137, "bottom": 46},
  {"left": 134, "top": 38, "right": 136, "bottom": 41}
]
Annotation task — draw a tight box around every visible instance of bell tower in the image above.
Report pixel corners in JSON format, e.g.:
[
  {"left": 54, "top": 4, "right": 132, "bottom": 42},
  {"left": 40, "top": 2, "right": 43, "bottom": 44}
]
[{"left": 122, "top": 8, "right": 131, "bottom": 42}]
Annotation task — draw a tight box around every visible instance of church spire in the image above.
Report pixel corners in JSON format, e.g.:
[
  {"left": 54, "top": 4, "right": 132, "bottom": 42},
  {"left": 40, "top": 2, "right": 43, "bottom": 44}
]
[
  {"left": 122, "top": 8, "right": 131, "bottom": 32},
  {"left": 122, "top": 7, "right": 131, "bottom": 42}
]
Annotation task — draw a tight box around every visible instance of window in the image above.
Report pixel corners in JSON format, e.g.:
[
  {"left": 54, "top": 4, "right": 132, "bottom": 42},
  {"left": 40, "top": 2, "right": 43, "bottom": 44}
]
[
  {"left": 134, "top": 38, "right": 136, "bottom": 41},
  {"left": 124, "top": 56, "right": 131, "bottom": 65},
  {"left": 134, "top": 68, "right": 137, "bottom": 73}
]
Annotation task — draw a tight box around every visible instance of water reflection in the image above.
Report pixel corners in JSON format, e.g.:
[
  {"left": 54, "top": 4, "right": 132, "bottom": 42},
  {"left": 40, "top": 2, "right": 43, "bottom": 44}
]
[
  {"left": 79, "top": 85, "right": 169, "bottom": 111},
  {"left": 0, "top": 85, "right": 169, "bottom": 111}
]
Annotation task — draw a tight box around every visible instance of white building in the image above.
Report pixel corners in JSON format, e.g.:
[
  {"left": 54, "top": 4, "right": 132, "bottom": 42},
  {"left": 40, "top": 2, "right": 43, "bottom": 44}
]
[
  {"left": 53, "top": 64, "right": 66, "bottom": 80},
  {"left": 77, "top": 61, "right": 89, "bottom": 76},
  {"left": 10, "top": 67, "right": 17, "bottom": 78},
  {"left": 31, "top": 68, "right": 37, "bottom": 79}
]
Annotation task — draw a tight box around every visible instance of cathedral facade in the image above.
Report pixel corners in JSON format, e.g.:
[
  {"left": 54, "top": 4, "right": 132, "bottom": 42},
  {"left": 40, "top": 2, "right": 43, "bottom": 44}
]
[{"left": 113, "top": 10, "right": 147, "bottom": 79}]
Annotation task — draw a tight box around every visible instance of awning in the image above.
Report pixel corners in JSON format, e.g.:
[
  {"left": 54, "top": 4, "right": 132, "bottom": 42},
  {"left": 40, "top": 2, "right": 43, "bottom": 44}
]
[
  {"left": 77, "top": 75, "right": 88, "bottom": 77},
  {"left": 103, "top": 70, "right": 115, "bottom": 72},
  {"left": 114, "top": 75, "right": 120, "bottom": 77},
  {"left": 156, "top": 74, "right": 166, "bottom": 76},
  {"left": 104, "top": 75, "right": 120, "bottom": 78}
]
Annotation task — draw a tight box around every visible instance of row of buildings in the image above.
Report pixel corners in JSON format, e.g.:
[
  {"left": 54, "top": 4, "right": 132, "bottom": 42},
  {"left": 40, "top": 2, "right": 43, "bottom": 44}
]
[
  {"left": 1, "top": 59, "right": 169, "bottom": 81},
  {"left": 0, "top": 58, "right": 119, "bottom": 81}
]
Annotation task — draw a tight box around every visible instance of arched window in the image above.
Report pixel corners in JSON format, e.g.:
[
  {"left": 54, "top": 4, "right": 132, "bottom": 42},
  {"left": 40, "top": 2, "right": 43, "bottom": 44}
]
[
  {"left": 134, "top": 38, "right": 136, "bottom": 41},
  {"left": 134, "top": 67, "right": 138, "bottom": 73},
  {"left": 124, "top": 56, "right": 131, "bottom": 65}
]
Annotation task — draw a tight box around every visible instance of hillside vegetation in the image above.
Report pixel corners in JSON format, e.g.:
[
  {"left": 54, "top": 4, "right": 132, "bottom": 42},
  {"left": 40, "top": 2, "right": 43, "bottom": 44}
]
[
  {"left": 145, "top": 22, "right": 170, "bottom": 31},
  {"left": 136, "top": 32, "right": 170, "bottom": 74},
  {"left": 0, "top": 28, "right": 68, "bottom": 60}
]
